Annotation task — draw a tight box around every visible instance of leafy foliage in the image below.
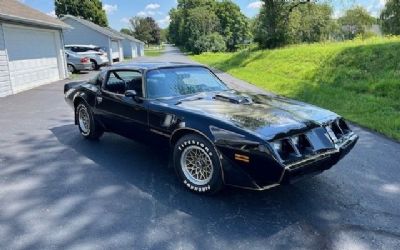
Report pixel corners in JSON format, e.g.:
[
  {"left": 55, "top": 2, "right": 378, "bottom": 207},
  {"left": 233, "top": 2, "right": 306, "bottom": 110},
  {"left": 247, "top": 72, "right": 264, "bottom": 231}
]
[
  {"left": 120, "top": 28, "right": 133, "bottom": 36},
  {"left": 127, "top": 17, "right": 161, "bottom": 45},
  {"left": 381, "top": 0, "right": 400, "bottom": 35},
  {"left": 185, "top": 6, "right": 220, "bottom": 51},
  {"left": 254, "top": 1, "right": 336, "bottom": 48},
  {"left": 214, "top": 1, "right": 252, "bottom": 51},
  {"left": 338, "top": 6, "right": 376, "bottom": 40},
  {"left": 287, "top": 4, "right": 334, "bottom": 43},
  {"left": 55, "top": 0, "right": 108, "bottom": 27},
  {"left": 160, "top": 28, "right": 168, "bottom": 43},
  {"left": 168, "top": 0, "right": 250, "bottom": 53},
  {"left": 254, "top": 0, "right": 314, "bottom": 48},
  {"left": 193, "top": 33, "right": 226, "bottom": 54}
]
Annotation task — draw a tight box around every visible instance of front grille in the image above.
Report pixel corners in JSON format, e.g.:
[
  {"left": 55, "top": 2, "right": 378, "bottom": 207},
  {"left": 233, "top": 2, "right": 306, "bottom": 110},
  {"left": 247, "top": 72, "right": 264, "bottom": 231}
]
[
  {"left": 272, "top": 134, "right": 313, "bottom": 162},
  {"left": 295, "top": 134, "right": 313, "bottom": 155},
  {"left": 270, "top": 118, "right": 351, "bottom": 163},
  {"left": 327, "top": 118, "right": 351, "bottom": 142}
]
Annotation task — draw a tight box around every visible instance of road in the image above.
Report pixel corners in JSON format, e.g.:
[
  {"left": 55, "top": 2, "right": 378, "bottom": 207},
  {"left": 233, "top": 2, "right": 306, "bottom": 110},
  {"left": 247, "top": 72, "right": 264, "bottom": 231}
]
[{"left": 0, "top": 45, "right": 399, "bottom": 250}]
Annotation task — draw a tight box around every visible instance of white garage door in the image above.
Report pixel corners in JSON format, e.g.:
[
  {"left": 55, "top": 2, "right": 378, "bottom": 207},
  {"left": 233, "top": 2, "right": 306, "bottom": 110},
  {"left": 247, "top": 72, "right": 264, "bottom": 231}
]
[
  {"left": 131, "top": 42, "right": 137, "bottom": 58},
  {"left": 111, "top": 40, "right": 120, "bottom": 61},
  {"left": 3, "top": 25, "right": 61, "bottom": 93}
]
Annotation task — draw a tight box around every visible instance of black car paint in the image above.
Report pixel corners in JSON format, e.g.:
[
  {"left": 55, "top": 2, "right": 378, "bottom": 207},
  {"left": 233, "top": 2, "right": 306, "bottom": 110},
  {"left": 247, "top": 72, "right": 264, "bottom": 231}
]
[{"left": 64, "top": 63, "right": 358, "bottom": 190}]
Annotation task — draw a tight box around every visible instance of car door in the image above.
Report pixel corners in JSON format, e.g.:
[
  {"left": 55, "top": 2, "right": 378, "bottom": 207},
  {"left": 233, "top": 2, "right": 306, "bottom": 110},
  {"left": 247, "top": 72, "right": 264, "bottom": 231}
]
[{"left": 95, "top": 70, "right": 149, "bottom": 140}]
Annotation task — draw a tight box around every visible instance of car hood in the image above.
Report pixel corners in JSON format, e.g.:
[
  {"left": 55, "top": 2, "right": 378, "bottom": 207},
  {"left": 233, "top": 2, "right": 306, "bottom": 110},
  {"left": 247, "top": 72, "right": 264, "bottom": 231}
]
[{"left": 161, "top": 91, "right": 338, "bottom": 140}]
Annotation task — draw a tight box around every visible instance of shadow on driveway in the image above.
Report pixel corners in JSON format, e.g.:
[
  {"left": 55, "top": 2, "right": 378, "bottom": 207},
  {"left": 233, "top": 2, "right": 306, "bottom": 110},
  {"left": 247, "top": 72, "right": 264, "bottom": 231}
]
[{"left": 40, "top": 124, "right": 396, "bottom": 249}]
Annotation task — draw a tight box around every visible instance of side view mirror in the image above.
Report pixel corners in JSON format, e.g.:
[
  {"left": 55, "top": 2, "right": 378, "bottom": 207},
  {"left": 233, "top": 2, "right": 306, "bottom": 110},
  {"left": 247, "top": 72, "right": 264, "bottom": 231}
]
[{"left": 125, "top": 90, "right": 137, "bottom": 98}]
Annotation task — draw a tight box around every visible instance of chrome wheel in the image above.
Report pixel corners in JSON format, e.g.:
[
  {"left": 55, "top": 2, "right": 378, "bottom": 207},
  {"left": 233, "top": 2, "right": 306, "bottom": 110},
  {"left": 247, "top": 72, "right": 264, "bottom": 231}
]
[
  {"left": 78, "top": 105, "right": 90, "bottom": 136},
  {"left": 180, "top": 145, "right": 213, "bottom": 185}
]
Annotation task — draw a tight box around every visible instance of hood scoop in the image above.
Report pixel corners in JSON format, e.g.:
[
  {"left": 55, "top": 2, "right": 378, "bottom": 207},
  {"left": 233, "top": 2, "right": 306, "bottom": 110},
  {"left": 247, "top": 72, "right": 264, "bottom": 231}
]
[{"left": 213, "top": 93, "right": 252, "bottom": 104}]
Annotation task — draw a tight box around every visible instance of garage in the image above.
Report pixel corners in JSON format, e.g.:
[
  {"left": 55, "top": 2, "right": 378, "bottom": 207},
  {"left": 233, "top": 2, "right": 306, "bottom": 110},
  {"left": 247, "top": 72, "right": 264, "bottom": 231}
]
[
  {"left": 3, "top": 25, "right": 63, "bottom": 93},
  {"left": 0, "top": 0, "right": 69, "bottom": 97},
  {"left": 106, "top": 28, "right": 145, "bottom": 60}
]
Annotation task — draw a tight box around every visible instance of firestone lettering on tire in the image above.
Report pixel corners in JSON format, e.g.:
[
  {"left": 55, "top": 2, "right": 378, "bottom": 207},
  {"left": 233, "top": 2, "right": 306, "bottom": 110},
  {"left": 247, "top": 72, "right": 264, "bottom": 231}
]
[
  {"left": 183, "top": 179, "right": 211, "bottom": 192},
  {"left": 179, "top": 139, "right": 213, "bottom": 157}
]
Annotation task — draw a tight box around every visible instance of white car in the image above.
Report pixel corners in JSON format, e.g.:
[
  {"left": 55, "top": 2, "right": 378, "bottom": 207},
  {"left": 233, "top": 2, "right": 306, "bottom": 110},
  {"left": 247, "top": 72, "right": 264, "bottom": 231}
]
[{"left": 65, "top": 45, "right": 109, "bottom": 70}]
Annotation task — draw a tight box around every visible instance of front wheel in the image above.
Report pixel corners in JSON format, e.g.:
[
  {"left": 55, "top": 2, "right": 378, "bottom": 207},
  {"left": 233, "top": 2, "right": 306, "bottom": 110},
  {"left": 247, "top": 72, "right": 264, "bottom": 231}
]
[
  {"left": 76, "top": 102, "right": 104, "bottom": 140},
  {"left": 173, "top": 134, "right": 224, "bottom": 194}
]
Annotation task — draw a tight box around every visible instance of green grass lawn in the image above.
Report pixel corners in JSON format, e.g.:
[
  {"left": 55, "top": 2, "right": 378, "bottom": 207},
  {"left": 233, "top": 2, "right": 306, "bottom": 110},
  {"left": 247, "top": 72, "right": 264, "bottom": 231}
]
[
  {"left": 190, "top": 37, "right": 400, "bottom": 141},
  {"left": 145, "top": 45, "right": 165, "bottom": 57}
]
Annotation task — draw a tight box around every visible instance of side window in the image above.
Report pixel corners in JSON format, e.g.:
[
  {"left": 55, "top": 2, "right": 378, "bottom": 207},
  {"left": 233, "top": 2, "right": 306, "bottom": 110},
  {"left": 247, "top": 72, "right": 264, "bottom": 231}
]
[
  {"left": 70, "top": 47, "right": 78, "bottom": 52},
  {"left": 104, "top": 70, "right": 143, "bottom": 96}
]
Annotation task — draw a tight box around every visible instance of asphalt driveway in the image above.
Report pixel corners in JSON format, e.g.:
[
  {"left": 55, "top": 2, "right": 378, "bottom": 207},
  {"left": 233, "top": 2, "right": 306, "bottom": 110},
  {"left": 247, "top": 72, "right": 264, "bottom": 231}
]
[{"left": 0, "top": 46, "right": 399, "bottom": 250}]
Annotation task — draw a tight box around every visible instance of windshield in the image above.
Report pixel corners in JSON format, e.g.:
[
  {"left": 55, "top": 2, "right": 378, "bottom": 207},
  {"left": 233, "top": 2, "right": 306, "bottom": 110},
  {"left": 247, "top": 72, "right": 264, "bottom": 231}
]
[{"left": 146, "top": 67, "right": 228, "bottom": 99}]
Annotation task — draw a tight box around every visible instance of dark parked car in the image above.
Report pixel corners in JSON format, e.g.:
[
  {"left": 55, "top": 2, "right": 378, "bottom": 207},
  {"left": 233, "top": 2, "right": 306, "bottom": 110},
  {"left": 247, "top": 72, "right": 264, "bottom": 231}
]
[{"left": 64, "top": 63, "right": 358, "bottom": 194}]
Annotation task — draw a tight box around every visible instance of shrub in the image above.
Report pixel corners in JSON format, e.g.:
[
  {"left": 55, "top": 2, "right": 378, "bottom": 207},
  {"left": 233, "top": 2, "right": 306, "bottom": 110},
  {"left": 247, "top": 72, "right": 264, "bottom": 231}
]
[
  {"left": 354, "top": 31, "right": 378, "bottom": 40},
  {"left": 193, "top": 33, "right": 226, "bottom": 54}
]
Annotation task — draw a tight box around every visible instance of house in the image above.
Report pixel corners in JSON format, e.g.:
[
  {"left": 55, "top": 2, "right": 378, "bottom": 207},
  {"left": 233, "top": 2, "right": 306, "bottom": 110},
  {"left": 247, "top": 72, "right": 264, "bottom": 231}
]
[
  {"left": 106, "top": 28, "right": 145, "bottom": 59},
  {"left": 0, "top": 0, "right": 69, "bottom": 97},
  {"left": 61, "top": 15, "right": 124, "bottom": 64}
]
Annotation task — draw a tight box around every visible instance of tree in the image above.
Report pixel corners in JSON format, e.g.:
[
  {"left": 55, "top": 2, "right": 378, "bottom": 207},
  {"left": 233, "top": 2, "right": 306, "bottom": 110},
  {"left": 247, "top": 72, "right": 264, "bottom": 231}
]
[
  {"left": 168, "top": 8, "right": 185, "bottom": 45},
  {"left": 160, "top": 28, "right": 168, "bottom": 43},
  {"left": 215, "top": 0, "right": 251, "bottom": 51},
  {"left": 169, "top": 0, "right": 217, "bottom": 50},
  {"left": 120, "top": 28, "right": 134, "bottom": 36},
  {"left": 129, "top": 17, "right": 152, "bottom": 44},
  {"left": 128, "top": 17, "right": 161, "bottom": 45},
  {"left": 381, "top": 0, "right": 400, "bottom": 35},
  {"left": 147, "top": 17, "right": 161, "bottom": 45},
  {"left": 185, "top": 7, "right": 220, "bottom": 51},
  {"left": 55, "top": 0, "right": 108, "bottom": 27},
  {"left": 338, "top": 6, "right": 376, "bottom": 39},
  {"left": 287, "top": 3, "right": 334, "bottom": 43},
  {"left": 168, "top": 0, "right": 249, "bottom": 53},
  {"left": 255, "top": 0, "right": 314, "bottom": 49}
]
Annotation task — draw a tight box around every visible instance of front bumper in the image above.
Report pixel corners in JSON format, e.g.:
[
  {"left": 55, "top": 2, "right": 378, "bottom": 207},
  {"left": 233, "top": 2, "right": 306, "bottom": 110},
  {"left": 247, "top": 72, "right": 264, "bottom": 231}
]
[
  {"left": 222, "top": 132, "right": 359, "bottom": 191},
  {"left": 97, "top": 56, "right": 110, "bottom": 66},
  {"left": 270, "top": 133, "right": 358, "bottom": 189},
  {"left": 75, "top": 63, "right": 93, "bottom": 71}
]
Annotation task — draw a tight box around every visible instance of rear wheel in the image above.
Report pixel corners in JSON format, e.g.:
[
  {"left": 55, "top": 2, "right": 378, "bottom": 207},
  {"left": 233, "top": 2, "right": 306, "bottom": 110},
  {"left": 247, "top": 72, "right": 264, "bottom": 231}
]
[
  {"left": 173, "top": 134, "right": 224, "bottom": 194},
  {"left": 67, "top": 64, "right": 75, "bottom": 73},
  {"left": 76, "top": 102, "right": 104, "bottom": 140}
]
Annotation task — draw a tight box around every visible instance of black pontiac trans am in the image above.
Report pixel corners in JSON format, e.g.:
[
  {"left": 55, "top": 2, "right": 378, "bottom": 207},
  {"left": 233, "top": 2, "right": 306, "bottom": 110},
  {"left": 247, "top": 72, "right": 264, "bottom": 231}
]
[{"left": 64, "top": 62, "right": 358, "bottom": 194}]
